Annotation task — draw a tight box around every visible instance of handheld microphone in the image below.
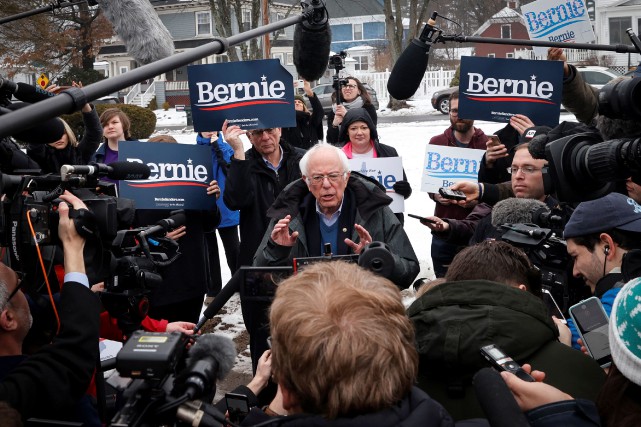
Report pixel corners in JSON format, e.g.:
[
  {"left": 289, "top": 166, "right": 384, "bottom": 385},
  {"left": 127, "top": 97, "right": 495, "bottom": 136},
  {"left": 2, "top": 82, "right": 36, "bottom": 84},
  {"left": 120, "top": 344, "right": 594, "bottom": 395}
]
[
  {"left": 194, "top": 271, "right": 241, "bottom": 332},
  {"left": 387, "top": 12, "right": 440, "bottom": 100},
  {"left": 138, "top": 211, "right": 186, "bottom": 238},
  {"left": 491, "top": 198, "right": 549, "bottom": 227},
  {"left": 293, "top": 0, "right": 331, "bottom": 81},
  {"left": 528, "top": 133, "right": 550, "bottom": 160},
  {"left": 473, "top": 368, "right": 530, "bottom": 427},
  {"left": 60, "top": 161, "right": 151, "bottom": 181},
  {"left": 95, "top": 0, "right": 175, "bottom": 65},
  {"left": 178, "top": 333, "right": 236, "bottom": 400}
]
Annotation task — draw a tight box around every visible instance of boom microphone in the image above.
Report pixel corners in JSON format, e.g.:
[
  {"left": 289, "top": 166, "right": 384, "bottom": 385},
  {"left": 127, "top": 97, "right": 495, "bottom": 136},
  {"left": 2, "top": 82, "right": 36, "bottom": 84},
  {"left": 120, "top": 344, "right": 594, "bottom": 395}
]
[
  {"left": 95, "top": 0, "right": 175, "bottom": 65},
  {"left": 387, "top": 12, "right": 440, "bottom": 100},
  {"left": 60, "top": 161, "right": 151, "bottom": 181},
  {"left": 473, "top": 368, "right": 530, "bottom": 427},
  {"left": 178, "top": 333, "right": 236, "bottom": 399},
  {"left": 194, "top": 271, "right": 241, "bottom": 332},
  {"left": 293, "top": 0, "right": 331, "bottom": 81},
  {"left": 138, "top": 210, "right": 186, "bottom": 238},
  {"left": 491, "top": 198, "right": 549, "bottom": 227}
]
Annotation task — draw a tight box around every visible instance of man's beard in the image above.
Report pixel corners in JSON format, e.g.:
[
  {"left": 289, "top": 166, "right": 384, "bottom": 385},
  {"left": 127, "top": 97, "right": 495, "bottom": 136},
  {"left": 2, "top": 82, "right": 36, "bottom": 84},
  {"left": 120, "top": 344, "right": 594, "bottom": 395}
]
[{"left": 451, "top": 119, "right": 473, "bottom": 133}]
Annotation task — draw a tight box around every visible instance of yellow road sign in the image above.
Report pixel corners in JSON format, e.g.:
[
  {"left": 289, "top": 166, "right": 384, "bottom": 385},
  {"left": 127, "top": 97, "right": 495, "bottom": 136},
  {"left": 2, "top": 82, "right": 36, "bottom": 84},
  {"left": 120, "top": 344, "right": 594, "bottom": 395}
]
[{"left": 37, "top": 73, "right": 49, "bottom": 89}]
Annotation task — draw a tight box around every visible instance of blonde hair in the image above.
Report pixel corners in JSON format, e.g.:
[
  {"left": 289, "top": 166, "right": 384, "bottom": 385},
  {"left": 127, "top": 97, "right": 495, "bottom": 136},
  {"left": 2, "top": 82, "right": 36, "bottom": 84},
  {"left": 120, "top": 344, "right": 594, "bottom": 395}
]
[
  {"left": 269, "top": 261, "right": 417, "bottom": 419},
  {"left": 60, "top": 119, "right": 78, "bottom": 147}
]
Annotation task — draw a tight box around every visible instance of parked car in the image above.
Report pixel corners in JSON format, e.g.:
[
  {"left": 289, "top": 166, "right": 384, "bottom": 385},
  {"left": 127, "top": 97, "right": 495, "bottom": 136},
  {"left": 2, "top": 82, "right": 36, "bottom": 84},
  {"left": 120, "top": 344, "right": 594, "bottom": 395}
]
[
  {"left": 431, "top": 86, "right": 458, "bottom": 115},
  {"left": 575, "top": 66, "right": 621, "bottom": 89},
  {"left": 93, "top": 96, "right": 120, "bottom": 105},
  {"left": 310, "top": 82, "right": 379, "bottom": 115}
]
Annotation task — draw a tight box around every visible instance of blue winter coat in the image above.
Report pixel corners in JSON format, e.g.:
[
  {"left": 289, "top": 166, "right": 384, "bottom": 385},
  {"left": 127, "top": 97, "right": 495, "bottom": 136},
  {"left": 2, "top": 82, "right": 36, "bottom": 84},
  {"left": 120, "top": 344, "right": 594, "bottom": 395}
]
[{"left": 196, "top": 133, "right": 240, "bottom": 228}]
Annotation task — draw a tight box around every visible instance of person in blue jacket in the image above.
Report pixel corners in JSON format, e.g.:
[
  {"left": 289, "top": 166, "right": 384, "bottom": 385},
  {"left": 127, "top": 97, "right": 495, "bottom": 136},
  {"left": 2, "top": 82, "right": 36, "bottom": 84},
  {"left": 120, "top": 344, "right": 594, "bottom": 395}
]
[
  {"left": 563, "top": 192, "right": 641, "bottom": 350},
  {"left": 197, "top": 131, "right": 240, "bottom": 303}
]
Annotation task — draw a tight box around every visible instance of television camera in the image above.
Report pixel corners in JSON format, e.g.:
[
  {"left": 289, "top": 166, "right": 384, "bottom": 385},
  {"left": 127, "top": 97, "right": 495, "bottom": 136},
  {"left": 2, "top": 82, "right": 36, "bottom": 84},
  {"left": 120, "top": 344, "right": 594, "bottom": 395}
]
[{"left": 329, "top": 50, "right": 348, "bottom": 105}]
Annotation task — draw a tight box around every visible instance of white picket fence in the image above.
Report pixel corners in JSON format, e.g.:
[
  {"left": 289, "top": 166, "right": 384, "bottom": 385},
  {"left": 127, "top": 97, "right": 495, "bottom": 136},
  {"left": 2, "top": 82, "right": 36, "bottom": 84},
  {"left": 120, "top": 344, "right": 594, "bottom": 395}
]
[{"left": 354, "top": 68, "right": 456, "bottom": 100}]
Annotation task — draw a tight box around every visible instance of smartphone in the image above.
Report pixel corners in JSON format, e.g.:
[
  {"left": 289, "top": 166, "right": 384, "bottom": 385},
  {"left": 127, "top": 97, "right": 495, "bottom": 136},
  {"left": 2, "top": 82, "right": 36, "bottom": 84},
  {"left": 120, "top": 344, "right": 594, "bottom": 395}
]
[
  {"left": 225, "top": 392, "right": 250, "bottom": 423},
  {"left": 480, "top": 344, "right": 535, "bottom": 382},
  {"left": 541, "top": 288, "right": 566, "bottom": 324},
  {"left": 407, "top": 213, "right": 436, "bottom": 224},
  {"left": 438, "top": 187, "right": 467, "bottom": 201},
  {"left": 487, "top": 134, "right": 501, "bottom": 148},
  {"left": 568, "top": 297, "right": 612, "bottom": 368}
]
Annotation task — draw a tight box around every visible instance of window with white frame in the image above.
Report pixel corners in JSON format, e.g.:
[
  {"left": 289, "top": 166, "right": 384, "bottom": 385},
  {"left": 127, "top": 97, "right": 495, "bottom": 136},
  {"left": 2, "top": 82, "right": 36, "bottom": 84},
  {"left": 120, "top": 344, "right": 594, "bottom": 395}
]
[
  {"left": 242, "top": 9, "right": 251, "bottom": 32},
  {"left": 487, "top": 53, "right": 495, "bottom": 58},
  {"left": 119, "top": 66, "right": 128, "bottom": 74},
  {"left": 353, "top": 23, "right": 363, "bottom": 40},
  {"left": 506, "top": 52, "right": 514, "bottom": 58},
  {"left": 215, "top": 54, "right": 229, "bottom": 63},
  {"left": 286, "top": 52, "right": 293, "bottom": 65},
  {"left": 610, "top": 17, "right": 632, "bottom": 44},
  {"left": 353, "top": 55, "right": 369, "bottom": 71},
  {"left": 501, "top": 24, "right": 511, "bottom": 39},
  {"left": 196, "top": 11, "right": 212, "bottom": 36},
  {"left": 272, "top": 52, "right": 284, "bottom": 64},
  {"left": 274, "top": 13, "right": 285, "bottom": 36}
]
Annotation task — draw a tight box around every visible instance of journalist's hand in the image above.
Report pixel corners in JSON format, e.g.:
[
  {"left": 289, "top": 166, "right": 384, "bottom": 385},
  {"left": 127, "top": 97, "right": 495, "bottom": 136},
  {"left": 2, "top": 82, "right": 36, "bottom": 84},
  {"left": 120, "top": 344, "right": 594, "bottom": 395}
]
[
  {"left": 247, "top": 350, "right": 272, "bottom": 395},
  {"left": 166, "top": 321, "right": 196, "bottom": 335},
  {"left": 501, "top": 365, "right": 572, "bottom": 412},
  {"left": 58, "top": 190, "right": 87, "bottom": 273}
]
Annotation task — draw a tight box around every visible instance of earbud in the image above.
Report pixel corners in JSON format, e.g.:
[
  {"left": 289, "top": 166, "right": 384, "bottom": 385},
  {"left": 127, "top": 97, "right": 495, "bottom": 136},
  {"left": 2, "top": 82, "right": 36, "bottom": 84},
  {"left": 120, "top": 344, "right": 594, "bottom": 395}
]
[{"left": 604, "top": 246, "right": 610, "bottom": 255}]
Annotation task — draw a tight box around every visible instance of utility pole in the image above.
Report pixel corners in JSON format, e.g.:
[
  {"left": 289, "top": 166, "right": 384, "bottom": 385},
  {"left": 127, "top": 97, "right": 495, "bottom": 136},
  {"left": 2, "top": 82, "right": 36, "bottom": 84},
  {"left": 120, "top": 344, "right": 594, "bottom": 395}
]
[{"left": 263, "top": 0, "right": 271, "bottom": 58}]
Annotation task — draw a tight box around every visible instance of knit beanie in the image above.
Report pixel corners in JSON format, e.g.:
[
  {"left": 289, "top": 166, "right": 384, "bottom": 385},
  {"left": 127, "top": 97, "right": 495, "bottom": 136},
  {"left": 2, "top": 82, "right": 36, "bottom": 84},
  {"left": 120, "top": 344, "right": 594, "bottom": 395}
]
[{"left": 609, "top": 276, "right": 641, "bottom": 386}]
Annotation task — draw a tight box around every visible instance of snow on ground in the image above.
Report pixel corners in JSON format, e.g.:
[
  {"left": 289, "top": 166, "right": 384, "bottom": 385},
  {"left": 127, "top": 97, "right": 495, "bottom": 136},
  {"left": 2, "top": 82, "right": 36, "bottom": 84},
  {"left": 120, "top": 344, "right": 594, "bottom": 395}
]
[{"left": 152, "top": 95, "right": 578, "bottom": 385}]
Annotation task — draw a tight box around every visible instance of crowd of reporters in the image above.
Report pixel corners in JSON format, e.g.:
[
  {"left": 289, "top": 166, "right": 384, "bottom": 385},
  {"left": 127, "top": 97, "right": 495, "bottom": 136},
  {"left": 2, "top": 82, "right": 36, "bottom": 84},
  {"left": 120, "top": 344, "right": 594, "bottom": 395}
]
[{"left": 0, "top": 45, "right": 640, "bottom": 426}]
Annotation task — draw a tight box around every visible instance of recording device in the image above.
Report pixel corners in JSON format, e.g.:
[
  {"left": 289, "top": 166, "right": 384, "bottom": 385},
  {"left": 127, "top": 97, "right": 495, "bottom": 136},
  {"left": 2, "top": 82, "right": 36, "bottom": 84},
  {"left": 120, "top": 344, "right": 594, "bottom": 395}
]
[
  {"left": 408, "top": 213, "right": 437, "bottom": 224},
  {"left": 329, "top": 51, "right": 348, "bottom": 105},
  {"left": 541, "top": 288, "right": 566, "bottom": 323},
  {"left": 240, "top": 266, "right": 294, "bottom": 302},
  {"left": 387, "top": 11, "right": 441, "bottom": 100},
  {"left": 568, "top": 297, "right": 612, "bottom": 368},
  {"left": 112, "top": 333, "right": 235, "bottom": 426},
  {"left": 480, "top": 344, "right": 535, "bottom": 382},
  {"left": 60, "top": 161, "right": 151, "bottom": 182},
  {"left": 225, "top": 393, "right": 250, "bottom": 424},
  {"left": 438, "top": 187, "right": 466, "bottom": 201},
  {"left": 293, "top": 0, "right": 331, "bottom": 81}
]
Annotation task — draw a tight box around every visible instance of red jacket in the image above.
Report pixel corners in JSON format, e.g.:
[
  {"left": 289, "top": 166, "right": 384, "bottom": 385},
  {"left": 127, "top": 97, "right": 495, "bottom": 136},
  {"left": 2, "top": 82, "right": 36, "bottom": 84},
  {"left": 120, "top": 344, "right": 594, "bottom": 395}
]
[{"left": 428, "top": 126, "right": 488, "bottom": 220}]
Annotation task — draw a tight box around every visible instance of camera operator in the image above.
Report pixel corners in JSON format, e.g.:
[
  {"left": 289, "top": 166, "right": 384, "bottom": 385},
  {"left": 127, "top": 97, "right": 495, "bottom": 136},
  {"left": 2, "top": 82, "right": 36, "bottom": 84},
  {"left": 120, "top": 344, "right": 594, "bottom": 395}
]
[
  {"left": 0, "top": 191, "right": 100, "bottom": 421},
  {"left": 326, "top": 76, "right": 377, "bottom": 145},
  {"left": 563, "top": 192, "right": 641, "bottom": 350}
]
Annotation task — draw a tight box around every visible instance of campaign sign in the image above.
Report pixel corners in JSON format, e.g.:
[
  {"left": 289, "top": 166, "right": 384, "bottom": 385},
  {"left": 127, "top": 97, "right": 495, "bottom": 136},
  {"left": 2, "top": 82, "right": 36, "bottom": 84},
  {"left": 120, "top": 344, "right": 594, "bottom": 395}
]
[
  {"left": 188, "top": 59, "right": 296, "bottom": 132},
  {"left": 119, "top": 141, "right": 215, "bottom": 210},
  {"left": 420, "top": 145, "right": 486, "bottom": 193},
  {"left": 458, "top": 56, "right": 563, "bottom": 127},
  {"left": 521, "top": 0, "right": 595, "bottom": 57},
  {"left": 348, "top": 157, "right": 404, "bottom": 213}
]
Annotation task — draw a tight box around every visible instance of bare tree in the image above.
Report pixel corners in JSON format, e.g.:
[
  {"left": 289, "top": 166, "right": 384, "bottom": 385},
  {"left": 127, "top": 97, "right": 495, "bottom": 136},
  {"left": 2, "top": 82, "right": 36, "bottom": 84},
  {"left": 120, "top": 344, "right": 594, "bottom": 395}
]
[
  {"left": 0, "top": 1, "right": 112, "bottom": 78},
  {"left": 209, "top": 0, "right": 265, "bottom": 61}
]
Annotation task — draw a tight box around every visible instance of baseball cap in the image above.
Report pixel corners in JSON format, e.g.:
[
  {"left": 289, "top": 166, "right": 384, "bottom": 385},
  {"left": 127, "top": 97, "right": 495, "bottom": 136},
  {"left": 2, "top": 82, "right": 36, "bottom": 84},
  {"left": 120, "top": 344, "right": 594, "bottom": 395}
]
[{"left": 564, "top": 192, "right": 641, "bottom": 239}]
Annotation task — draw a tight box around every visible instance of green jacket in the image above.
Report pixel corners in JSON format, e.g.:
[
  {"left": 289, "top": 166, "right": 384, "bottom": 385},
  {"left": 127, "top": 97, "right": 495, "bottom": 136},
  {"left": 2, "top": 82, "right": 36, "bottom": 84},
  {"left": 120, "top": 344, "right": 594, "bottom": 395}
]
[
  {"left": 407, "top": 280, "right": 606, "bottom": 421},
  {"left": 253, "top": 174, "right": 419, "bottom": 289}
]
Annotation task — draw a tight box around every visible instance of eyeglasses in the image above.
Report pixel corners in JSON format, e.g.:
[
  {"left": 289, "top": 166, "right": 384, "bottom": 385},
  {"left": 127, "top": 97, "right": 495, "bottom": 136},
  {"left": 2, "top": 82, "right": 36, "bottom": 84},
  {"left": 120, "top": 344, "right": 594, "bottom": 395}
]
[
  {"left": 449, "top": 109, "right": 459, "bottom": 116},
  {"left": 249, "top": 128, "right": 277, "bottom": 137},
  {"left": 343, "top": 84, "right": 357, "bottom": 89},
  {"left": 2, "top": 271, "right": 25, "bottom": 310},
  {"left": 307, "top": 172, "right": 346, "bottom": 186},
  {"left": 507, "top": 166, "right": 547, "bottom": 175}
]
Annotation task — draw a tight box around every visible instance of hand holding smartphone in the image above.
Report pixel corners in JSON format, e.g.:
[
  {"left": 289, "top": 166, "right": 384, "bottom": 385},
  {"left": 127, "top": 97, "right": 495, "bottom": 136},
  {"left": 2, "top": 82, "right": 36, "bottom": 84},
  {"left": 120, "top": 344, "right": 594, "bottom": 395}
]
[
  {"left": 439, "top": 187, "right": 467, "bottom": 201},
  {"left": 226, "top": 393, "right": 250, "bottom": 423},
  {"left": 568, "top": 297, "right": 612, "bottom": 368},
  {"left": 408, "top": 214, "right": 436, "bottom": 224},
  {"left": 487, "top": 134, "right": 501, "bottom": 148},
  {"left": 541, "top": 288, "right": 566, "bottom": 324}
]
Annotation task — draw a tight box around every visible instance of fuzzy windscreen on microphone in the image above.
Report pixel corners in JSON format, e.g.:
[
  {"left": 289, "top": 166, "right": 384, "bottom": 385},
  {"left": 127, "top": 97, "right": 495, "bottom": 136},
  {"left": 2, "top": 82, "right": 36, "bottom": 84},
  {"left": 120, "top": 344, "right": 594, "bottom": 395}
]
[
  {"left": 187, "top": 334, "right": 236, "bottom": 380},
  {"left": 293, "top": 23, "right": 331, "bottom": 81},
  {"left": 491, "top": 198, "right": 549, "bottom": 227}
]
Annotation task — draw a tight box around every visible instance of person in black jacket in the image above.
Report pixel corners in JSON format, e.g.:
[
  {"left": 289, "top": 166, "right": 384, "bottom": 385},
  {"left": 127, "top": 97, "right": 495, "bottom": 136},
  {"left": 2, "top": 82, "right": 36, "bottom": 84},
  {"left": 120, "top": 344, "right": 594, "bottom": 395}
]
[
  {"left": 337, "top": 107, "right": 412, "bottom": 223},
  {"left": 222, "top": 120, "right": 303, "bottom": 378},
  {"left": 281, "top": 80, "right": 324, "bottom": 149},
  {"left": 326, "top": 76, "right": 377, "bottom": 145},
  {"left": 0, "top": 191, "right": 100, "bottom": 421}
]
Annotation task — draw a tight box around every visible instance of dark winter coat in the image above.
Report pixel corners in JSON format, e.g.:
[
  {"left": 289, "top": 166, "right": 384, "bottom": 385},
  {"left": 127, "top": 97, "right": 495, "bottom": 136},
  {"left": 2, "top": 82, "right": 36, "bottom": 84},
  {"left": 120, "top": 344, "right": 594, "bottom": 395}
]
[
  {"left": 253, "top": 174, "right": 419, "bottom": 289},
  {"left": 326, "top": 102, "right": 377, "bottom": 145},
  {"left": 407, "top": 280, "right": 606, "bottom": 421},
  {"left": 27, "top": 105, "right": 103, "bottom": 174},
  {"left": 281, "top": 92, "right": 324, "bottom": 149},
  {"left": 223, "top": 142, "right": 304, "bottom": 267}
]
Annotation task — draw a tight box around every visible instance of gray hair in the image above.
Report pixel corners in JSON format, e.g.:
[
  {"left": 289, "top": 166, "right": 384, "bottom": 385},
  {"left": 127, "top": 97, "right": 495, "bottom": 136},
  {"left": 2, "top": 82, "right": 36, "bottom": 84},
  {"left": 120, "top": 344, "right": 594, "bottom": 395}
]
[{"left": 299, "top": 142, "right": 350, "bottom": 177}]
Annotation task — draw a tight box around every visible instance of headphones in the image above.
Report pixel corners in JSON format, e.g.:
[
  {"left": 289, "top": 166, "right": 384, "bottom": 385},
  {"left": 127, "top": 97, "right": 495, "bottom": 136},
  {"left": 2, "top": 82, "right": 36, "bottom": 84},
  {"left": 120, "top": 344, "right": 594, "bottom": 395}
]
[{"left": 604, "top": 245, "right": 610, "bottom": 256}]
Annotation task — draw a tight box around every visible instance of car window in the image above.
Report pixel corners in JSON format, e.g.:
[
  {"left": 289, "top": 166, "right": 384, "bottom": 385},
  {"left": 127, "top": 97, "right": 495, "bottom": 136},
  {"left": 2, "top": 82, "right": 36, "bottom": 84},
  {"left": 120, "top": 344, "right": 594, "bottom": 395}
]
[{"left": 580, "top": 71, "right": 615, "bottom": 86}]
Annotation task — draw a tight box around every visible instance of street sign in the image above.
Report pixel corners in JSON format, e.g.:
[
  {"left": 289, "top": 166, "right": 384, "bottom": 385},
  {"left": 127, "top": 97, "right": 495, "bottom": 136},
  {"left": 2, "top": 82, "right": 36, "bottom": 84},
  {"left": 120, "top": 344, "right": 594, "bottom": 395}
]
[{"left": 37, "top": 73, "right": 49, "bottom": 89}]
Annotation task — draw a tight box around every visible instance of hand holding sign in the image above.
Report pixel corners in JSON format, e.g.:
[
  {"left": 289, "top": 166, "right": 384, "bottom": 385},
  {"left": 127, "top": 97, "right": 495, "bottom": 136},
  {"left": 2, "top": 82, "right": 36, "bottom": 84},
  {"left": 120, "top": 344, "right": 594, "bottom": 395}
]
[
  {"left": 206, "top": 179, "right": 220, "bottom": 199},
  {"left": 547, "top": 48, "right": 570, "bottom": 77},
  {"left": 509, "top": 114, "right": 535, "bottom": 135},
  {"left": 223, "top": 120, "right": 247, "bottom": 160}
]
